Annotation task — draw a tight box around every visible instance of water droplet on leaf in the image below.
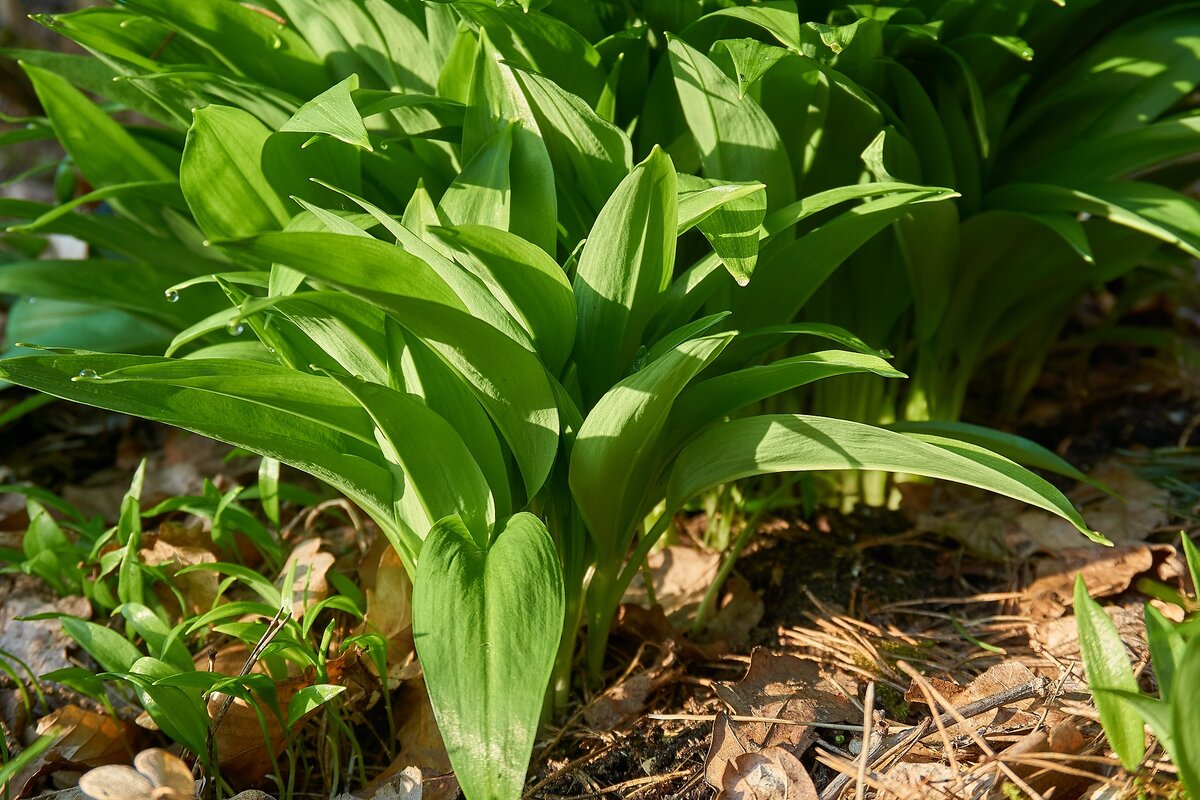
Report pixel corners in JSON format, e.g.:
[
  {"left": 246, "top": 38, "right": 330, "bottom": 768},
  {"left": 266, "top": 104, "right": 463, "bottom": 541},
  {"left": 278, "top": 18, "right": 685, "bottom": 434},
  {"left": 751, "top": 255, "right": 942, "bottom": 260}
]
[
  {"left": 227, "top": 322, "right": 245, "bottom": 336},
  {"left": 74, "top": 369, "right": 100, "bottom": 381},
  {"left": 164, "top": 290, "right": 180, "bottom": 303}
]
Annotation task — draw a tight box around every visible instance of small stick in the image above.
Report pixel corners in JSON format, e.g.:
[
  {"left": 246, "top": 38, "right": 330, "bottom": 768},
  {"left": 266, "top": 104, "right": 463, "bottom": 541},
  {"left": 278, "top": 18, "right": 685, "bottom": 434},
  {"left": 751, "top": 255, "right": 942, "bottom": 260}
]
[
  {"left": 819, "top": 677, "right": 1047, "bottom": 800},
  {"left": 646, "top": 713, "right": 872, "bottom": 732},
  {"left": 854, "top": 682, "right": 875, "bottom": 800}
]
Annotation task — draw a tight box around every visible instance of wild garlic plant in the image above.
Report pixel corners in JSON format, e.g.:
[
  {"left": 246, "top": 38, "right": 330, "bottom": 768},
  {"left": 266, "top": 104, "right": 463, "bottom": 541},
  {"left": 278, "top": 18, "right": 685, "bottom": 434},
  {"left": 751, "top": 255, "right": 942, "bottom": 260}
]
[{"left": 0, "top": 2, "right": 1122, "bottom": 798}]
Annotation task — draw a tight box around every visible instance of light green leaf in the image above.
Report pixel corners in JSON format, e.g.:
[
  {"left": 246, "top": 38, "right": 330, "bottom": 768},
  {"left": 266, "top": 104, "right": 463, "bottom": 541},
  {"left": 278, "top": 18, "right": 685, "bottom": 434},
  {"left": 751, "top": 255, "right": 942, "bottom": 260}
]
[
  {"left": 668, "top": 415, "right": 1101, "bottom": 542},
  {"left": 59, "top": 617, "right": 141, "bottom": 674},
  {"left": 286, "top": 684, "right": 346, "bottom": 727},
  {"left": 571, "top": 333, "right": 732, "bottom": 559},
  {"left": 1074, "top": 575, "right": 1145, "bottom": 771},
  {"left": 677, "top": 175, "right": 767, "bottom": 285},
  {"left": 1171, "top": 634, "right": 1200, "bottom": 797},
  {"left": 574, "top": 147, "right": 678, "bottom": 404},
  {"left": 413, "top": 513, "right": 564, "bottom": 800},
  {"left": 181, "top": 105, "right": 289, "bottom": 241},
  {"left": 280, "top": 74, "right": 371, "bottom": 150},
  {"left": 1144, "top": 603, "right": 1185, "bottom": 702}
]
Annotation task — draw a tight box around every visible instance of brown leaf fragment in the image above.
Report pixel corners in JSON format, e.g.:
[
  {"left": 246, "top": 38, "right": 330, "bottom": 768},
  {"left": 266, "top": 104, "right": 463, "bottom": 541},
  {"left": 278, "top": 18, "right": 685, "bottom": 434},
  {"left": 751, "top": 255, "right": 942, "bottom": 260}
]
[
  {"left": 717, "top": 747, "right": 818, "bottom": 800},
  {"left": 140, "top": 538, "right": 217, "bottom": 616},
  {"left": 624, "top": 545, "right": 720, "bottom": 622},
  {"left": 208, "top": 670, "right": 315, "bottom": 785},
  {"left": 714, "top": 649, "right": 858, "bottom": 758},
  {"left": 1020, "top": 545, "right": 1174, "bottom": 621},
  {"left": 882, "top": 762, "right": 957, "bottom": 799},
  {"left": 612, "top": 604, "right": 725, "bottom": 662},
  {"left": 584, "top": 667, "right": 670, "bottom": 730},
  {"left": 12, "top": 705, "right": 144, "bottom": 797},
  {"left": 361, "top": 678, "right": 452, "bottom": 796},
  {"left": 948, "top": 662, "right": 1045, "bottom": 731},
  {"left": 78, "top": 748, "right": 194, "bottom": 800},
  {"left": 705, "top": 576, "right": 765, "bottom": 647},
  {"left": 359, "top": 543, "right": 418, "bottom": 688},
  {"left": 0, "top": 575, "right": 88, "bottom": 676},
  {"left": 705, "top": 712, "right": 749, "bottom": 790},
  {"left": 1035, "top": 604, "right": 1146, "bottom": 664},
  {"left": 277, "top": 538, "right": 333, "bottom": 618}
]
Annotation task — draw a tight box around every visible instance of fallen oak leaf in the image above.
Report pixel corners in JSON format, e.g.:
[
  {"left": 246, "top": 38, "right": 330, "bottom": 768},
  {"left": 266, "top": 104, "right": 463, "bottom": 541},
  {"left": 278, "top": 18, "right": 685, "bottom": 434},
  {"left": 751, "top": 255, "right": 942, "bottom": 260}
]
[
  {"left": 717, "top": 746, "right": 818, "bottom": 800},
  {"left": 1021, "top": 545, "right": 1174, "bottom": 621},
  {"left": 277, "top": 538, "right": 333, "bottom": 619},
  {"left": 11, "top": 705, "right": 144, "bottom": 797},
  {"left": 704, "top": 711, "right": 748, "bottom": 790},
  {"left": 612, "top": 603, "right": 724, "bottom": 662}
]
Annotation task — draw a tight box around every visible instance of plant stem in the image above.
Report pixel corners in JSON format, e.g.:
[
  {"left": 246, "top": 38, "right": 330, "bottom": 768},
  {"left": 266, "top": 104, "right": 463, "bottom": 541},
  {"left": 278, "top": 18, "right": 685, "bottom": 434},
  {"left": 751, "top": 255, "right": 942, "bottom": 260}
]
[{"left": 691, "top": 478, "right": 795, "bottom": 636}]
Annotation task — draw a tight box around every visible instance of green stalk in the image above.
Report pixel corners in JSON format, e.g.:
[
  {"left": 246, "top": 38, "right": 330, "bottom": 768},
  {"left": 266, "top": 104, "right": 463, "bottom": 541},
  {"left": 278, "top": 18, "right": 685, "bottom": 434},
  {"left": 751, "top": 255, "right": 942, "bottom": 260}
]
[{"left": 691, "top": 479, "right": 795, "bottom": 635}]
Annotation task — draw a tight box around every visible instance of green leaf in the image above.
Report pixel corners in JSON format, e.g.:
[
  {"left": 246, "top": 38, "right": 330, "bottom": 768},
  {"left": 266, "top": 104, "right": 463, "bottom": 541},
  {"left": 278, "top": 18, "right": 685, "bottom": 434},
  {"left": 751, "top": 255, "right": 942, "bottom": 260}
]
[
  {"left": 668, "top": 415, "right": 1101, "bottom": 542},
  {"left": 118, "top": 603, "right": 192, "bottom": 671},
  {"left": 280, "top": 74, "right": 372, "bottom": 150},
  {"left": 574, "top": 147, "right": 678, "bottom": 404},
  {"left": 413, "top": 513, "right": 564, "bottom": 800},
  {"left": 22, "top": 62, "right": 174, "bottom": 189},
  {"left": 885, "top": 421, "right": 1096, "bottom": 487},
  {"left": 1144, "top": 603, "right": 1185, "bottom": 703},
  {"left": 666, "top": 36, "right": 794, "bottom": 210},
  {"left": 181, "top": 105, "right": 289, "bottom": 241},
  {"left": 571, "top": 333, "right": 732, "bottom": 560},
  {"left": 1171, "top": 634, "right": 1200, "bottom": 797},
  {"left": 677, "top": 175, "right": 767, "bottom": 285},
  {"left": 718, "top": 38, "right": 788, "bottom": 97},
  {"left": 1074, "top": 575, "right": 1145, "bottom": 771},
  {"left": 59, "top": 617, "right": 142, "bottom": 674},
  {"left": 286, "top": 684, "right": 346, "bottom": 727}
]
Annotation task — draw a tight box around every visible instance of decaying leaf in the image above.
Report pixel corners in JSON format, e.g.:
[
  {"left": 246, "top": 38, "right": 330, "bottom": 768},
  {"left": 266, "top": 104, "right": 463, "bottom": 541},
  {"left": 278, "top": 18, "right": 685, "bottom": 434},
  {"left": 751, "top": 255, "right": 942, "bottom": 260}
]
[
  {"left": 357, "top": 679, "right": 453, "bottom": 798},
  {"left": 706, "top": 576, "right": 765, "bottom": 647},
  {"left": 612, "top": 604, "right": 724, "bottom": 662},
  {"left": 0, "top": 575, "right": 90, "bottom": 675},
  {"left": 904, "top": 661, "right": 1045, "bottom": 731},
  {"left": 713, "top": 649, "right": 858, "bottom": 759},
  {"left": 78, "top": 748, "right": 194, "bottom": 800},
  {"left": 140, "top": 537, "right": 218, "bottom": 616},
  {"left": 624, "top": 545, "right": 720, "bottom": 622},
  {"left": 11, "top": 705, "right": 144, "bottom": 796},
  {"left": 705, "top": 712, "right": 748, "bottom": 790},
  {"left": 583, "top": 665, "right": 672, "bottom": 730},
  {"left": 717, "top": 746, "right": 818, "bottom": 800},
  {"left": 1021, "top": 545, "right": 1175, "bottom": 621},
  {"left": 207, "top": 668, "right": 320, "bottom": 785},
  {"left": 881, "top": 761, "right": 957, "bottom": 799},
  {"left": 1035, "top": 604, "right": 1147, "bottom": 663},
  {"left": 277, "top": 538, "right": 333, "bottom": 618},
  {"left": 359, "top": 541, "right": 418, "bottom": 687}
]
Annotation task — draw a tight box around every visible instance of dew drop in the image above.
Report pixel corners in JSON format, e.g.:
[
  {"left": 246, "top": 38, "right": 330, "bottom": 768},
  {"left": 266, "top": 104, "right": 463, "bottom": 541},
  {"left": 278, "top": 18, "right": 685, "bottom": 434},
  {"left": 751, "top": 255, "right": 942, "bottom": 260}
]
[
  {"left": 74, "top": 369, "right": 100, "bottom": 381},
  {"left": 271, "top": 34, "right": 282, "bottom": 49},
  {"left": 26, "top": 297, "right": 36, "bottom": 304},
  {"left": 227, "top": 322, "right": 245, "bottom": 336},
  {"left": 164, "top": 289, "right": 180, "bottom": 303}
]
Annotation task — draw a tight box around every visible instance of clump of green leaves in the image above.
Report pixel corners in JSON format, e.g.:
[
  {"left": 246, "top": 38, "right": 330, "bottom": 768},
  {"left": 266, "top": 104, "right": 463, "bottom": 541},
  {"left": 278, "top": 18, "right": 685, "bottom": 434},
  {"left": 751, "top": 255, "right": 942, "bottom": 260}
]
[
  {"left": 1075, "top": 534, "right": 1200, "bottom": 796},
  {"left": 0, "top": 2, "right": 1142, "bottom": 799}
]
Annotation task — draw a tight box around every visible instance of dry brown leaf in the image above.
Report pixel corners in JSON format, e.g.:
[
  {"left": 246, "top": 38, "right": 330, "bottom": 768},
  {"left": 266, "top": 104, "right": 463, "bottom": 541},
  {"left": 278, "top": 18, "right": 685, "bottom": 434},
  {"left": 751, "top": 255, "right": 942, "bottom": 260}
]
[
  {"left": 1020, "top": 545, "right": 1173, "bottom": 621},
  {"left": 140, "top": 538, "right": 218, "bottom": 616},
  {"left": 583, "top": 666, "right": 672, "bottom": 730},
  {"left": 717, "top": 747, "right": 818, "bottom": 800},
  {"left": 612, "top": 604, "right": 725, "bottom": 662},
  {"left": 705, "top": 712, "right": 749, "bottom": 790},
  {"left": 624, "top": 545, "right": 720, "bottom": 622},
  {"left": 904, "top": 662, "right": 1046, "bottom": 733},
  {"left": 78, "top": 748, "right": 194, "bottom": 800},
  {"left": 706, "top": 576, "right": 765, "bottom": 647},
  {"left": 359, "top": 543, "right": 418, "bottom": 688},
  {"left": 883, "top": 762, "right": 957, "bottom": 799},
  {"left": 1035, "top": 604, "right": 1147, "bottom": 663},
  {"left": 713, "top": 649, "right": 858, "bottom": 758},
  {"left": 335, "top": 766, "right": 422, "bottom": 800},
  {"left": 1000, "top": 718, "right": 1089, "bottom": 798},
  {"left": 277, "top": 538, "right": 333, "bottom": 619},
  {"left": 207, "top": 670, "right": 314, "bottom": 785},
  {"left": 358, "top": 679, "right": 452, "bottom": 798},
  {"left": 11, "top": 705, "right": 144, "bottom": 797},
  {"left": 0, "top": 575, "right": 90, "bottom": 676}
]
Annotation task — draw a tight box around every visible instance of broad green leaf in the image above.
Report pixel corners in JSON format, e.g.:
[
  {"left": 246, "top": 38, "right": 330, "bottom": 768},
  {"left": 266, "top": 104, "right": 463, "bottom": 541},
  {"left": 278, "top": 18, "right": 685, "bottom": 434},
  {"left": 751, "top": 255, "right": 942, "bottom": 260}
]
[
  {"left": 330, "top": 373, "right": 495, "bottom": 544},
  {"left": 886, "top": 420, "right": 1096, "bottom": 487},
  {"left": 718, "top": 38, "right": 788, "bottom": 97},
  {"left": 59, "top": 617, "right": 141, "bottom": 674},
  {"left": 0, "top": 352, "right": 400, "bottom": 552},
  {"left": 677, "top": 175, "right": 767, "bottom": 285},
  {"left": 181, "top": 105, "right": 289, "bottom": 241},
  {"left": 280, "top": 74, "right": 371, "bottom": 150},
  {"left": 117, "top": 0, "right": 327, "bottom": 99},
  {"left": 22, "top": 62, "right": 175, "bottom": 189},
  {"left": 225, "top": 232, "right": 559, "bottom": 497},
  {"left": 118, "top": 603, "right": 191, "bottom": 670},
  {"left": 438, "top": 123, "right": 513, "bottom": 232},
  {"left": 574, "top": 147, "right": 678, "bottom": 404},
  {"left": 364, "top": 0, "right": 439, "bottom": 94},
  {"left": 124, "top": 656, "right": 210, "bottom": 758},
  {"left": 1074, "top": 575, "right": 1145, "bottom": 771},
  {"left": 286, "top": 684, "right": 346, "bottom": 727},
  {"left": 431, "top": 224, "right": 576, "bottom": 374},
  {"left": 571, "top": 333, "right": 732, "bottom": 559},
  {"left": 667, "top": 36, "right": 794, "bottom": 211},
  {"left": 668, "top": 415, "right": 1101, "bottom": 542},
  {"left": 413, "top": 513, "right": 564, "bottom": 800},
  {"left": 1038, "top": 114, "right": 1200, "bottom": 185}
]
